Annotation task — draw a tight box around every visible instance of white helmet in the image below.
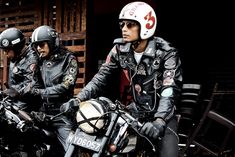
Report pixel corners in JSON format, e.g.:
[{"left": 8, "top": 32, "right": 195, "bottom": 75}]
[
  {"left": 119, "top": 1, "right": 157, "bottom": 39},
  {"left": 76, "top": 99, "right": 108, "bottom": 134}
]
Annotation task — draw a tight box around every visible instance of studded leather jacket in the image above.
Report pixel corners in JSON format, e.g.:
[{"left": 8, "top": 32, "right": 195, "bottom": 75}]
[
  {"left": 35, "top": 47, "right": 79, "bottom": 111},
  {"left": 77, "top": 37, "right": 182, "bottom": 121}
]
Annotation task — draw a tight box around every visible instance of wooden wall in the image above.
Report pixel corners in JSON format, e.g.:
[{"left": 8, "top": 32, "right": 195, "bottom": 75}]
[{"left": 0, "top": 0, "right": 87, "bottom": 94}]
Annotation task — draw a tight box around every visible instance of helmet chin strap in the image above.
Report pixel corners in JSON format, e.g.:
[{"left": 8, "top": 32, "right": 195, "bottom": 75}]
[
  {"left": 131, "top": 38, "right": 141, "bottom": 50},
  {"left": 131, "top": 31, "right": 142, "bottom": 50}
]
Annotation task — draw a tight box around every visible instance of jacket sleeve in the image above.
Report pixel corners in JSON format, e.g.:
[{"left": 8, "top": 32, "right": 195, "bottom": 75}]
[
  {"left": 154, "top": 48, "right": 183, "bottom": 121},
  {"left": 77, "top": 45, "right": 120, "bottom": 101}
]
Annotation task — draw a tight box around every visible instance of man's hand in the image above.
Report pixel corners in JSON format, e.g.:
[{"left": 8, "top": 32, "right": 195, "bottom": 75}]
[
  {"left": 140, "top": 118, "right": 166, "bottom": 140},
  {"left": 60, "top": 98, "right": 80, "bottom": 113},
  {"left": 31, "top": 88, "right": 42, "bottom": 96},
  {"left": 30, "top": 111, "right": 51, "bottom": 126},
  {"left": 31, "top": 111, "right": 47, "bottom": 122},
  {"left": 3, "top": 88, "right": 19, "bottom": 99}
]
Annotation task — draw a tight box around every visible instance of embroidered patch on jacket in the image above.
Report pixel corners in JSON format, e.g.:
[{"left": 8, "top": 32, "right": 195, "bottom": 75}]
[
  {"left": 152, "top": 59, "right": 160, "bottom": 69},
  {"left": 63, "top": 74, "right": 74, "bottom": 88},
  {"left": 165, "top": 58, "right": 176, "bottom": 69},
  {"left": 161, "top": 87, "right": 173, "bottom": 97},
  {"left": 136, "top": 64, "right": 146, "bottom": 75},
  {"left": 69, "top": 67, "right": 76, "bottom": 74},
  {"left": 30, "top": 63, "right": 36, "bottom": 71},
  {"left": 12, "top": 66, "right": 18, "bottom": 73},
  {"left": 163, "top": 70, "right": 175, "bottom": 78},
  {"left": 163, "top": 77, "right": 174, "bottom": 86},
  {"left": 134, "top": 84, "right": 142, "bottom": 95},
  {"left": 71, "top": 59, "right": 77, "bottom": 66}
]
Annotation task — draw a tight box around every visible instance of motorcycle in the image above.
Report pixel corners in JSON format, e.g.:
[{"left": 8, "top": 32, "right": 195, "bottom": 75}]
[
  {"left": 0, "top": 92, "right": 62, "bottom": 157},
  {"left": 64, "top": 97, "right": 157, "bottom": 157}
]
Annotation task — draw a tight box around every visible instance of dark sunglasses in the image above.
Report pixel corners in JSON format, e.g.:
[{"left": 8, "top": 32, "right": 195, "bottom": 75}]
[
  {"left": 119, "top": 21, "right": 138, "bottom": 29},
  {"left": 2, "top": 49, "right": 11, "bottom": 53},
  {"left": 35, "top": 42, "right": 47, "bottom": 48}
]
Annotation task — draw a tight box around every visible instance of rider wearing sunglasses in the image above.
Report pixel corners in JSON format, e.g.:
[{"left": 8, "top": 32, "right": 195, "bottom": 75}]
[
  {"left": 70, "top": 2, "right": 182, "bottom": 157},
  {"left": 30, "top": 25, "right": 79, "bottom": 156}
]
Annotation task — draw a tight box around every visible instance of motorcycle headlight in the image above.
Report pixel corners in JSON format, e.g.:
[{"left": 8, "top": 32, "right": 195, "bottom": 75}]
[{"left": 76, "top": 99, "right": 108, "bottom": 134}]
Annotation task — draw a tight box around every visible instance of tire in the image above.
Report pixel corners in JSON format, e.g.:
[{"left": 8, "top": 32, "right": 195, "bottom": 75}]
[{"left": 74, "top": 148, "right": 91, "bottom": 157}]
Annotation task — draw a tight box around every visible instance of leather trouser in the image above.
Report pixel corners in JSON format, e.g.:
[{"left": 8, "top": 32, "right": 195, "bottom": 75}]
[
  {"left": 40, "top": 103, "right": 74, "bottom": 155},
  {"left": 158, "top": 116, "right": 179, "bottom": 157},
  {"left": 49, "top": 115, "right": 74, "bottom": 154}
]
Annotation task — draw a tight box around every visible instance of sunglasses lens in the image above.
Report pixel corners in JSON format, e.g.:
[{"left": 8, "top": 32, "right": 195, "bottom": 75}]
[
  {"left": 119, "top": 22, "right": 125, "bottom": 29},
  {"left": 3, "top": 49, "right": 10, "bottom": 52},
  {"left": 36, "top": 42, "right": 46, "bottom": 48},
  {"left": 126, "top": 22, "right": 134, "bottom": 29},
  {"left": 119, "top": 21, "right": 137, "bottom": 29}
]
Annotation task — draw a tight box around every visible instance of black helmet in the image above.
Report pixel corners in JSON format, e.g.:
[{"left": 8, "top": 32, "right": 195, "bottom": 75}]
[
  {"left": 31, "top": 25, "right": 59, "bottom": 50},
  {"left": 0, "top": 28, "right": 25, "bottom": 52}
]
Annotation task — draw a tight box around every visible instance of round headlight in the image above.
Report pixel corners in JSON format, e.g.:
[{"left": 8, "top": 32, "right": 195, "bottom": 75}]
[{"left": 76, "top": 99, "right": 107, "bottom": 134}]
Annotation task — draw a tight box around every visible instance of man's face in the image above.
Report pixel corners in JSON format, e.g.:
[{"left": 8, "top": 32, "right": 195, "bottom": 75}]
[
  {"left": 119, "top": 20, "right": 140, "bottom": 42},
  {"left": 2, "top": 49, "right": 15, "bottom": 60},
  {"left": 36, "top": 42, "right": 50, "bottom": 58}
]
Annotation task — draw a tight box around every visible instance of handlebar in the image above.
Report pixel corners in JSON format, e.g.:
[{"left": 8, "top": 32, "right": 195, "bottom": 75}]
[
  {"left": 0, "top": 95, "right": 33, "bottom": 132},
  {"left": 112, "top": 99, "right": 156, "bottom": 152}
]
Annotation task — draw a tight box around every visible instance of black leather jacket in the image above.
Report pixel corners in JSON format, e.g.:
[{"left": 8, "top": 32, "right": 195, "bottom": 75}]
[
  {"left": 77, "top": 37, "right": 182, "bottom": 121},
  {"left": 36, "top": 47, "right": 79, "bottom": 109},
  {"left": 8, "top": 44, "right": 40, "bottom": 104}
]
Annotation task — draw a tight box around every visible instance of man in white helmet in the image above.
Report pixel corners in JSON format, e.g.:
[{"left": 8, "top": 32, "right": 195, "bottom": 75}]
[{"left": 65, "top": 1, "right": 182, "bottom": 156}]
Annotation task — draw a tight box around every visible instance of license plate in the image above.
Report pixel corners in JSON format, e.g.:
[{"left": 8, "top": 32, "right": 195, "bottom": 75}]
[{"left": 67, "top": 131, "right": 101, "bottom": 152}]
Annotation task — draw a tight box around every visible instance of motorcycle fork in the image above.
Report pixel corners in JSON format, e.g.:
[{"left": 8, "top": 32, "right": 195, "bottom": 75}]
[
  {"left": 110, "top": 117, "right": 129, "bottom": 149},
  {"left": 92, "top": 112, "right": 119, "bottom": 157}
]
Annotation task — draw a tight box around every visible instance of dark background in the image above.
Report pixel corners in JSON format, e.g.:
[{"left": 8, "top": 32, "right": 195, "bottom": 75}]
[
  {"left": 87, "top": 1, "right": 235, "bottom": 149},
  {"left": 87, "top": 0, "right": 234, "bottom": 95}
]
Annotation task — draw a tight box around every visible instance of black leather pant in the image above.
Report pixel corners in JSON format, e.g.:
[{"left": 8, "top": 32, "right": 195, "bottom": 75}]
[
  {"left": 41, "top": 104, "right": 74, "bottom": 155},
  {"left": 158, "top": 116, "right": 179, "bottom": 157},
  {"left": 134, "top": 115, "right": 179, "bottom": 157},
  {"left": 50, "top": 115, "right": 74, "bottom": 154}
]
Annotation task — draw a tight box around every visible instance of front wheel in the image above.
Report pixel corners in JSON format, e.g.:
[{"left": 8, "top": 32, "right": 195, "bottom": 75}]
[
  {"left": 67, "top": 147, "right": 92, "bottom": 157},
  {"left": 76, "top": 148, "right": 91, "bottom": 157}
]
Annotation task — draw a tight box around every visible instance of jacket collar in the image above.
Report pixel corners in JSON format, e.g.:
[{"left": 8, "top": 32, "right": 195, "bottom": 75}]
[{"left": 119, "top": 38, "right": 157, "bottom": 59}]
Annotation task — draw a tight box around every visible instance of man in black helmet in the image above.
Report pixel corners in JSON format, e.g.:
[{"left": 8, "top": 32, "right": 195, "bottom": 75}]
[
  {"left": 30, "top": 25, "right": 79, "bottom": 156},
  {"left": 0, "top": 27, "right": 41, "bottom": 111}
]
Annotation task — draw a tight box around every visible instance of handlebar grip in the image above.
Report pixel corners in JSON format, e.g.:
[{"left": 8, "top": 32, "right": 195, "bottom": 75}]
[
  {"left": 98, "top": 97, "right": 116, "bottom": 110},
  {"left": 18, "top": 110, "right": 33, "bottom": 121}
]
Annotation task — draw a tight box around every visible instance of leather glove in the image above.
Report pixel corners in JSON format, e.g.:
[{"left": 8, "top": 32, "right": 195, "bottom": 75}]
[
  {"left": 31, "top": 88, "right": 42, "bottom": 96},
  {"left": 3, "top": 88, "right": 19, "bottom": 99},
  {"left": 140, "top": 118, "right": 166, "bottom": 140},
  {"left": 31, "top": 111, "right": 47, "bottom": 122},
  {"left": 60, "top": 98, "right": 80, "bottom": 113}
]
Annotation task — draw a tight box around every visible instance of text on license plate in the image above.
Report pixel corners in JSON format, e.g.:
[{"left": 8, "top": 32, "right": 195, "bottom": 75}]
[{"left": 67, "top": 132, "right": 101, "bottom": 152}]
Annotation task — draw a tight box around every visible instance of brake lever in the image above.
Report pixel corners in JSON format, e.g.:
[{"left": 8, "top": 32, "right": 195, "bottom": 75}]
[{"left": 49, "top": 112, "right": 64, "bottom": 120}]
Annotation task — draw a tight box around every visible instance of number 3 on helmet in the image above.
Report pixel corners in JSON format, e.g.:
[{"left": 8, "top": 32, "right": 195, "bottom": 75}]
[{"left": 119, "top": 1, "right": 157, "bottom": 40}]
